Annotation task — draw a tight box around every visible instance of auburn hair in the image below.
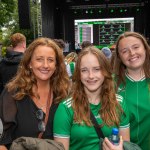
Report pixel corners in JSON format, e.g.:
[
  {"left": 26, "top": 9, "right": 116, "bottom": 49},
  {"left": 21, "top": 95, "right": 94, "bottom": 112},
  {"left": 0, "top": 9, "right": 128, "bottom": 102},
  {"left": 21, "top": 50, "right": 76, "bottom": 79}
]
[
  {"left": 6, "top": 37, "right": 70, "bottom": 103},
  {"left": 72, "top": 46, "right": 123, "bottom": 127},
  {"left": 113, "top": 31, "right": 150, "bottom": 89}
]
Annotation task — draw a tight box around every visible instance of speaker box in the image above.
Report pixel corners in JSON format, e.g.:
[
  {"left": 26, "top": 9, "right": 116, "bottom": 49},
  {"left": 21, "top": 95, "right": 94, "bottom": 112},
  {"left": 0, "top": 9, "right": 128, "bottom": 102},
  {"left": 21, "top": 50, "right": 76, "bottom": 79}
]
[{"left": 18, "top": 0, "right": 31, "bottom": 29}]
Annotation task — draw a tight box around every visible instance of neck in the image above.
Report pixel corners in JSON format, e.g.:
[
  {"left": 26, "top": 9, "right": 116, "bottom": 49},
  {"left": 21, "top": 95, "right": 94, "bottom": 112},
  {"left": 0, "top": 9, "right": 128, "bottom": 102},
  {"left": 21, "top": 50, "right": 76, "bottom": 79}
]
[
  {"left": 13, "top": 46, "right": 25, "bottom": 53},
  {"left": 85, "top": 89, "right": 101, "bottom": 105},
  {"left": 127, "top": 68, "right": 145, "bottom": 81},
  {"left": 34, "top": 81, "right": 50, "bottom": 95},
  {"left": 33, "top": 82, "right": 51, "bottom": 112}
]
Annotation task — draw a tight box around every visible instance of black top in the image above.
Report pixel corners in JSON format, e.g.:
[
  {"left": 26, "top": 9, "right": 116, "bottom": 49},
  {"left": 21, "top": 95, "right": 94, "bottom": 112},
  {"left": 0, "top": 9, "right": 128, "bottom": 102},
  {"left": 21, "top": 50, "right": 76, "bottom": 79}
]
[
  {"left": 0, "top": 50, "right": 23, "bottom": 94},
  {"left": 0, "top": 89, "right": 59, "bottom": 148}
]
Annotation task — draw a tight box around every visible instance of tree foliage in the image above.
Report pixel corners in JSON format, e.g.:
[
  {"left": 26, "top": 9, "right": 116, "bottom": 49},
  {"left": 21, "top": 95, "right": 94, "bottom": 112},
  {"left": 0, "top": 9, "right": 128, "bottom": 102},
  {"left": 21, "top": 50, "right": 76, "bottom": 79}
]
[
  {"left": 0, "top": 0, "right": 15, "bottom": 28},
  {"left": 0, "top": 0, "right": 36, "bottom": 48}
]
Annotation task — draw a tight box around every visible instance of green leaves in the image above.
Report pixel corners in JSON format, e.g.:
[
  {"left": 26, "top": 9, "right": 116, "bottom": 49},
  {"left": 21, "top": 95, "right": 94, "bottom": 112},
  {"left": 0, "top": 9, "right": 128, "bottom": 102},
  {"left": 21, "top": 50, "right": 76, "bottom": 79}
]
[{"left": 0, "top": 0, "right": 15, "bottom": 27}]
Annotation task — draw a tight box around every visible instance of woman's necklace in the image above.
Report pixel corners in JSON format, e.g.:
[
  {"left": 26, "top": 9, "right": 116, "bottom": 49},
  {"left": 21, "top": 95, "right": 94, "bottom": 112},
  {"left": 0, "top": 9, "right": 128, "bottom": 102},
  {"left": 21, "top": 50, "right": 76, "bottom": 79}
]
[
  {"left": 35, "top": 99, "right": 47, "bottom": 109},
  {"left": 33, "top": 92, "right": 49, "bottom": 112}
]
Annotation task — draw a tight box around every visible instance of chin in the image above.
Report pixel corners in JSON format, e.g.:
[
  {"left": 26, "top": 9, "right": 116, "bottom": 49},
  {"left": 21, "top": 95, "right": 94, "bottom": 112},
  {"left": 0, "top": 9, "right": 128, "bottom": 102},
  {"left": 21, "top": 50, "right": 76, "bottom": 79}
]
[{"left": 87, "top": 88, "right": 99, "bottom": 92}]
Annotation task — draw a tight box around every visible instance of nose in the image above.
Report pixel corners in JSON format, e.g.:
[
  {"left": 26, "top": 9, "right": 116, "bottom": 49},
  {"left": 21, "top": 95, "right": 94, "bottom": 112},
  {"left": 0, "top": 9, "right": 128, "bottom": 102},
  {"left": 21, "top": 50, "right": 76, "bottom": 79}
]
[
  {"left": 129, "top": 48, "right": 135, "bottom": 55},
  {"left": 89, "top": 70, "right": 94, "bottom": 78},
  {"left": 43, "top": 60, "right": 49, "bottom": 67}
]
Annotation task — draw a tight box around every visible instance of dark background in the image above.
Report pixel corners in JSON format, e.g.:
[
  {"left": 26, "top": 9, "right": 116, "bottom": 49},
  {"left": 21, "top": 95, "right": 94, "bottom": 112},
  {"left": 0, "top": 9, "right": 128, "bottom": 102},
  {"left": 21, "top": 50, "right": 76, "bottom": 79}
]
[{"left": 18, "top": 0, "right": 150, "bottom": 50}]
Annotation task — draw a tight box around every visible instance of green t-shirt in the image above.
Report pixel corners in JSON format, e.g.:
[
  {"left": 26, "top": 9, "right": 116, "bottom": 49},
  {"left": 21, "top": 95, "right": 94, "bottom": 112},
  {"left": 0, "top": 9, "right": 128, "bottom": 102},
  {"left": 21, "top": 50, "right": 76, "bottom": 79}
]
[
  {"left": 53, "top": 95, "right": 129, "bottom": 150},
  {"left": 117, "top": 74, "right": 150, "bottom": 150}
]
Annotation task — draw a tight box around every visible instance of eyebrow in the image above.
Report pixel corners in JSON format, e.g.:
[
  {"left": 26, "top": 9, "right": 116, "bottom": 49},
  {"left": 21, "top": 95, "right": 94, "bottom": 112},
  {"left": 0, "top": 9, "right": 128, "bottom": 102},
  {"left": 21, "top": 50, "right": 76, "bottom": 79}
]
[
  {"left": 119, "top": 43, "right": 140, "bottom": 49},
  {"left": 80, "top": 66, "right": 100, "bottom": 69}
]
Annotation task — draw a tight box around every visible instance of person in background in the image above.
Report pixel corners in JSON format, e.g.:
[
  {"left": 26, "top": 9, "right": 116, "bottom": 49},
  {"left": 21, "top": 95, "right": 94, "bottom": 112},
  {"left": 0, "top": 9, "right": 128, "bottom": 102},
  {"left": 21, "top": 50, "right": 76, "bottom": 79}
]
[
  {"left": 0, "top": 33, "right": 26, "bottom": 94},
  {"left": 53, "top": 46, "right": 130, "bottom": 150},
  {"left": 64, "top": 52, "right": 78, "bottom": 79},
  {"left": 53, "top": 39, "right": 65, "bottom": 53},
  {"left": 101, "top": 47, "right": 112, "bottom": 60},
  {"left": 81, "top": 41, "right": 93, "bottom": 49},
  {"left": 0, "top": 37, "right": 70, "bottom": 150},
  {"left": 113, "top": 31, "right": 150, "bottom": 150},
  {"left": 53, "top": 39, "right": 76, "bottom": 79}
]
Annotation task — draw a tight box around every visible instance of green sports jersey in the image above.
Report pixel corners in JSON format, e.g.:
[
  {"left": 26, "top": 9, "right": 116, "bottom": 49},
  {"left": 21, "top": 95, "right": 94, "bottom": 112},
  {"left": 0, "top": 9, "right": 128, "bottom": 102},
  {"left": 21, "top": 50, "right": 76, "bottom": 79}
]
[
  {"left": 53, "top": 95, "right": 129, "bottom": 150},
  {"left": 117, "top": 74, "right": 150, "bottom": 150}
]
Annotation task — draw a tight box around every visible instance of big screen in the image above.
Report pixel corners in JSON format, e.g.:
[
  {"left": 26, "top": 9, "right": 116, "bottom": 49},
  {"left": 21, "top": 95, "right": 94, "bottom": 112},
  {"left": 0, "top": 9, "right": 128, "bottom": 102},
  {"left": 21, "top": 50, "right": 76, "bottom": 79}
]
[{"left": 74, "top": 17, "right": 134, "bottom": 49}]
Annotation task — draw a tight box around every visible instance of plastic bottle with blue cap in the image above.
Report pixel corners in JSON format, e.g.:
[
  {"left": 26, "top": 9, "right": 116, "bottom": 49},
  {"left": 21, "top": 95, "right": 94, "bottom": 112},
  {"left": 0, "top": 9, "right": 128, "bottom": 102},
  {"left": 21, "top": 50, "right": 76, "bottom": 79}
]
[{"left": 109, "top": 128, "right": 120, "bottom": 145}]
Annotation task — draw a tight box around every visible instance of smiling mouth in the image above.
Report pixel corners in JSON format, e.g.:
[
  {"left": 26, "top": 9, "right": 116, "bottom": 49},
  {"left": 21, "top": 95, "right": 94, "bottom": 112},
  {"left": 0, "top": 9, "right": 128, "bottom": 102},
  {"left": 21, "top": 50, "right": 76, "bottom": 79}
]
[
  {"left": 87, "top": 80, "right": 97, "bottom": 84},
  {"left": 129, "top": 56, "right": 139, "bottom": 62},
  {"left": 40, "top": 70, "right": 49, "bottom": 74}
]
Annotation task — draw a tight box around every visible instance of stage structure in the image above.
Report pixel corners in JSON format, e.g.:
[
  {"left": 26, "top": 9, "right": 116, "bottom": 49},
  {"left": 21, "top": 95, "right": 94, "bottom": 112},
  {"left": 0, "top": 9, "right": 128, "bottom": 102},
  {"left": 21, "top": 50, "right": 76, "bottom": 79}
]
[{"left": 18, "top": 0, "right": 150, "bottom": 49}]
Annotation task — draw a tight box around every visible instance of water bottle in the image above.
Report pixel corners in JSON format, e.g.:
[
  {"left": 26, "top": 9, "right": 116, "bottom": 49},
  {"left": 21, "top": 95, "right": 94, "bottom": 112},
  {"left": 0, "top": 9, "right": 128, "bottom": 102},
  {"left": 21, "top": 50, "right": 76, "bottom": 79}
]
[{"left": 110, "top": 128, "right": 120, "bottom": 145}]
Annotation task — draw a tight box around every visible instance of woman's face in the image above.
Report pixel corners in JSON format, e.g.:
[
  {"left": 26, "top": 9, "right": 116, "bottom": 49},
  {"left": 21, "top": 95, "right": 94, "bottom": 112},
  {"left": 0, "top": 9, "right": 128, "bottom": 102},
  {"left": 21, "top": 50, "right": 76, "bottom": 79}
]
[
  {"left": 118, "top": 36, "right": 146, "bottom": 71},
  {"left": 80, "top": 53, "right": 104, "bottom": 94},
  {"left": 30, "top": 45, "right": 56, "bottom": 83}
]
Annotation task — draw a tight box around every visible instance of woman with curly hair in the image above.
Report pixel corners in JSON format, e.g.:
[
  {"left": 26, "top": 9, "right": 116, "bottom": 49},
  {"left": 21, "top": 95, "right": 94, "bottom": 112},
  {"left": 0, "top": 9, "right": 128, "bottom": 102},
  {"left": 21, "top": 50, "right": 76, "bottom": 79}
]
[
  {"left": 0, "top": 37, "right": 70, "bottom": 150},
  {"left": 53, "top": 46, "right": 130, "bottom": 150}
]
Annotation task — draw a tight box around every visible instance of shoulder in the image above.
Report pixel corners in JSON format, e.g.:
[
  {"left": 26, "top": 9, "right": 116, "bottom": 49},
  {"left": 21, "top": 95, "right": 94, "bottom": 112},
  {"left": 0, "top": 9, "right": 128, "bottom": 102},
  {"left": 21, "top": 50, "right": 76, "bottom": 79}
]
[
  {"left": 56, "top": 97, "right": 73, "bottom": 116},
  {"left": 0, "top": 88, "right": 14, "bottom": 100},
  {"left": 116, "top": 94, "right": 123, "bottom": 103},
  {"left": 60, "top": 97, "right": 73, "bottom": 108},
  {"left": 116, "top": 94, "right": 127, "bottom": 109},
  {"left": 0, "top": 88, "right": 17, "bottom": 124}
]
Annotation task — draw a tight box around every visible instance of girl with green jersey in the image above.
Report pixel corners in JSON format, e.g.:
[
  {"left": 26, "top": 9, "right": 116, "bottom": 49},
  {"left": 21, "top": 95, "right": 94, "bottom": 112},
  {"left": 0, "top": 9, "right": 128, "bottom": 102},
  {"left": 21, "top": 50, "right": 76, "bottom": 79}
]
[
  {"left": 113, "top": 31, "right": 150, "bottom": 150},
  {"left": 54, "top": 46, "right": 130, "bottom": 150}
]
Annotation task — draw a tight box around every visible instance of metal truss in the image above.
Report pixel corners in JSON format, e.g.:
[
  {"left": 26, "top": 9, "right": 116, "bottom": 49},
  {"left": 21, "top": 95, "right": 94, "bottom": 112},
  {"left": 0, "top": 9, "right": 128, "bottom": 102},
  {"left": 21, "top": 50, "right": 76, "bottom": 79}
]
[
  {"left": 36, "top": 1, "right": 42, "bottom": 37},
  {"left": 69, "top": 2, "right": 145, "bottom": 9}
]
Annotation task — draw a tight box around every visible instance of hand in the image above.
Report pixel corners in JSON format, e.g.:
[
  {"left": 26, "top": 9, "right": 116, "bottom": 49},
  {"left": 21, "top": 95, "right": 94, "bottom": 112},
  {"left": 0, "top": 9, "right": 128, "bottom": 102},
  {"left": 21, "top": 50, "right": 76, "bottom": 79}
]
[
  {"left": 102, "top": 136, "right": 123, "bottom": 150},
  {"left": 0, "top": 145, "right": 8, "bottom": 150}
]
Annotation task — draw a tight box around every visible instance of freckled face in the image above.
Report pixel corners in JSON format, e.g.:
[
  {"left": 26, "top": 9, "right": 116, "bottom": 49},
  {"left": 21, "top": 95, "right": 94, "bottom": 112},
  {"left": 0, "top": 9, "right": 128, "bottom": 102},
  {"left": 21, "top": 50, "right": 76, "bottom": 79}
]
[
  {"left": 80, "top": 53, "right": 104, "bottom": 94},
  {"left": 30, "top": 45, "right": 56, "bottom": 82}
]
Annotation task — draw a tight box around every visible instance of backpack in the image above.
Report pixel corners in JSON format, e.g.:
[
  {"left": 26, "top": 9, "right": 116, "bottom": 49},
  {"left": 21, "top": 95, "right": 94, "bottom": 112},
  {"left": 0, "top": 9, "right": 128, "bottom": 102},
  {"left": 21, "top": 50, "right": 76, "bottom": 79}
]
[{"left": 10, "top": 137, "right": 65, "bottom": 150}]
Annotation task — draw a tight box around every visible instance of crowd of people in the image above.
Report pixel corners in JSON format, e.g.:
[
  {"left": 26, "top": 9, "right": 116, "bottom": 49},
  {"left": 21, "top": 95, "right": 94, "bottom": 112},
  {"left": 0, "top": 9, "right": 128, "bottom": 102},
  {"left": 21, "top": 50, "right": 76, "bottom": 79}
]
[{"left": 0, "top": 31, "right": 150, "bottom": 150}]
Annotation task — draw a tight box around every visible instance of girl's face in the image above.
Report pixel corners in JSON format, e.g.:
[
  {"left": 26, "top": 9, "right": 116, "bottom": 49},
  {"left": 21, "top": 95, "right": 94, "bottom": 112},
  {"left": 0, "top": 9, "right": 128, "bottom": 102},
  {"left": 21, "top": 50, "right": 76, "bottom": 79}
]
[
  {"left": 118, "top": 36, "right": 146, "bottom": 72},
  {"left": 80, "top": 53, "right": 104, "bottom": 94},
  {"left": 30, "top": 45, "right": 56, "bottom": 83}
]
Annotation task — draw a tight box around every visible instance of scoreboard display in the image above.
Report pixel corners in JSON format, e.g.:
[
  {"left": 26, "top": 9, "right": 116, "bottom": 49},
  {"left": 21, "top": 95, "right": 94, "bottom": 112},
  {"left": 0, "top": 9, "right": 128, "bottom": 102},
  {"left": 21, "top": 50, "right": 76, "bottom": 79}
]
[{"left": 75, "top": 18, "right": 134, "bottom": 49}]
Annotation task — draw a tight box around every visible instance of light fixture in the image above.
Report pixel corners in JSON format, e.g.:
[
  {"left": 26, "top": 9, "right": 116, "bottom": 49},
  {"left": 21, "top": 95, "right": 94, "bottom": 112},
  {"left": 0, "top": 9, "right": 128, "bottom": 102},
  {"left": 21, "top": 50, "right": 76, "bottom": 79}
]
[
  {"left": 99, "top": 9, "right": 102, "bottom": 13},
  {"left": 110, "top": 9, "right": 114, "bottom": 13},
  {"left": 85, "top": 10, "right": 88, "bottom": 14}
]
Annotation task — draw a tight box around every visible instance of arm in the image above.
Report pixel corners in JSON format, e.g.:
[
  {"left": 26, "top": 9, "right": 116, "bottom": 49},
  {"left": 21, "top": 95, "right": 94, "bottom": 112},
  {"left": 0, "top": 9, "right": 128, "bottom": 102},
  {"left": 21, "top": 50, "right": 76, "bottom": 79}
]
[
  {"left": 117, "top": 94, "right": 130, "bottom": 141},
  {"left": 54, "top": 137, "right": 69, "bottom": 150},
  {"left": 53, "top": 99, "right": 73, "bottom": 150},
  {"left": 0, "top": 89, "right": 17, "bottom": 146},
  {"left": 119, "top": 127, "right": 130, "bottom": 141}
]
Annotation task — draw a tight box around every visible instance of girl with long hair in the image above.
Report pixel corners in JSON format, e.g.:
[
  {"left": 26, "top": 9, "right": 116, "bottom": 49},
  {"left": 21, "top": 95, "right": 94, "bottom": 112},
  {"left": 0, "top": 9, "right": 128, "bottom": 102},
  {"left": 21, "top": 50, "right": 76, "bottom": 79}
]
[{"left": 54, "top": 46, "right": 130, "bottom": 150}]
